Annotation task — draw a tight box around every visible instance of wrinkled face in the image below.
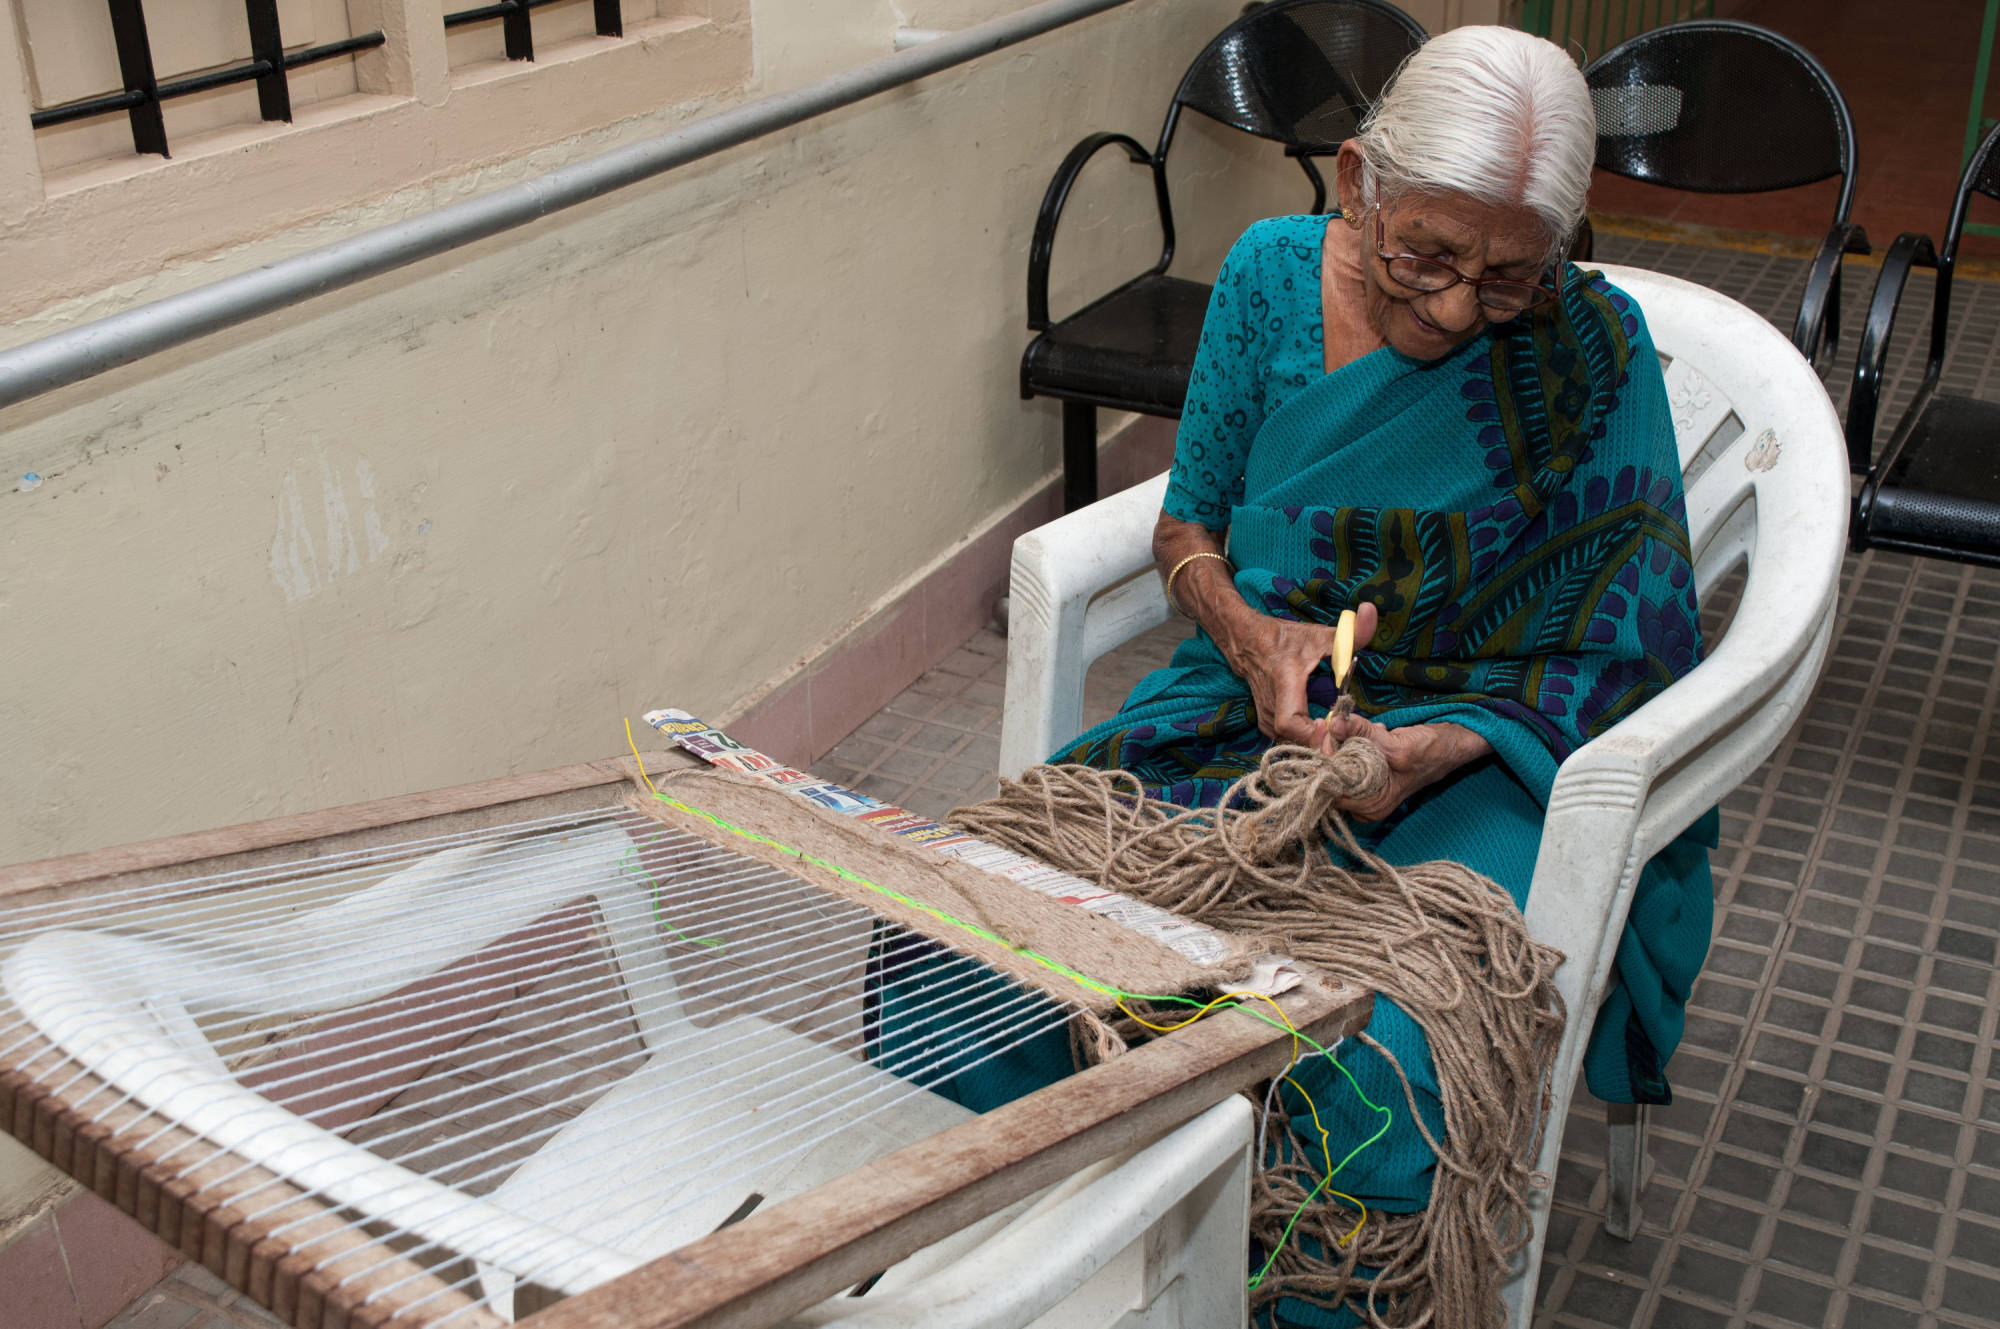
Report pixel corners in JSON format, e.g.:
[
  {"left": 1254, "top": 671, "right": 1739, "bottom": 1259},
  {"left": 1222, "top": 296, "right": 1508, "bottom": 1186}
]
[{"left": 1363, "top": 190, "right": 1553, "bottom": 360}]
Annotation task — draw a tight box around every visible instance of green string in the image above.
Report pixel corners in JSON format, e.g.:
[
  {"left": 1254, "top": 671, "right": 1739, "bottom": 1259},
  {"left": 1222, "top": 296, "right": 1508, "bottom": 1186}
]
[
  {"left": 1246, "top": 1053, "right": 1393, "bottom": 1289},
  {"left": 619, "top": 834, "right": 727, "bottom": 949},
  {"left": 653, "top": 793, "right": 1122, "bottom": 997},
  {"left": 644, "top": 788, "right": 1393, "bottom": 1287}
]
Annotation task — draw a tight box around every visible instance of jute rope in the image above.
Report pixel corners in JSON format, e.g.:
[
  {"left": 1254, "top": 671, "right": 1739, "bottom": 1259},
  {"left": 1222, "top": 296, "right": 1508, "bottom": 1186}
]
[{"left": 948, "top": 740, "right": 1566, "bottom": 1329}]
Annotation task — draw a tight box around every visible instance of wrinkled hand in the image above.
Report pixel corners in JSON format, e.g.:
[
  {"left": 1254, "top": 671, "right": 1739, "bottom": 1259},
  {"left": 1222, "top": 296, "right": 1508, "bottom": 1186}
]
[
  {"left": 1317, "top": 714, "right": 1492, "bottom": 821},
  {"left": 1213, "top": 603, "right": 1378, "bottom": 748}
]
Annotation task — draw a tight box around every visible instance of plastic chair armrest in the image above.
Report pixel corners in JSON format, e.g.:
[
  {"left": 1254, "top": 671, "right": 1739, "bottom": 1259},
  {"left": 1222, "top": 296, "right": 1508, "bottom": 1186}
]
[
  {"left": 1026, "top": 131, "right": 1157, "bottom": 331},
  {"left": 1632, "top": 604, "right": 1836, "bottom": 859},
  {"left": 1846, "top": 230, "right": 1938, "bottom": 473},
  {"left": 1001, "top": 474, "right": 1171, "bottom": 776},
  {"left": 1791, "top": 221, "right": 1869, "bottom": 369}
]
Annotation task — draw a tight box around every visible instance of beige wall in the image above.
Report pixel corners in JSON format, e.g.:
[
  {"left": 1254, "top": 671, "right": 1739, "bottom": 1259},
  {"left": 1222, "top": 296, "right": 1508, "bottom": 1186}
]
[{"left": 0, "top": 0, "right": 1309, "bottom": 866}]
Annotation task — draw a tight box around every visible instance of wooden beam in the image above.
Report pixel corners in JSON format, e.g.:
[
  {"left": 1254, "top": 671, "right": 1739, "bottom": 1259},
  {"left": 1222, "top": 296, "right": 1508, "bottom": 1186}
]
[
  {"left": 523, "top": 979, "right": 1372, "bottom": 1329},
  {"left": 0, "top": 1026, "right": 506, "bottom": 1329},
  {"left": 0, "top": 750, "right": 685, "bottom": 900}
]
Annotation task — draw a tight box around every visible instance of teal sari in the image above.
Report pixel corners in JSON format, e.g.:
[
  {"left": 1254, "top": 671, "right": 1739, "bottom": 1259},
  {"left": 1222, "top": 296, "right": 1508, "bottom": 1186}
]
[
  {"left": 876, "top": 215, "right": 1714, "bottom": 1328},
  {"left": 1056, "top": 214, "right": 1714, "bottom": 1304}
]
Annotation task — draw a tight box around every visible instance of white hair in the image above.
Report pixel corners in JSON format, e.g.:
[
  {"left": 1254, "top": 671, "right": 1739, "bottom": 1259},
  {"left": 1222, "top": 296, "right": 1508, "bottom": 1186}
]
[{"left": 1356, "top": 26, "right": 1596, "bottom": 261}]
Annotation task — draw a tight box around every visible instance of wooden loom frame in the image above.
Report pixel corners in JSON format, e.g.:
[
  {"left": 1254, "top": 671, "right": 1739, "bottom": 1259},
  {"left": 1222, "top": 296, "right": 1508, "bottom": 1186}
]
[{"left": 0, "top": 748, "right": 1373, "bottom": 1329}]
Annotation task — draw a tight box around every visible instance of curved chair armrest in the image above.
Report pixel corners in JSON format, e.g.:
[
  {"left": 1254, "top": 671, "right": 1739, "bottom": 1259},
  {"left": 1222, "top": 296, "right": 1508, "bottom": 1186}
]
[
  {"left": 1512, "top": 361, "right": 1846, "bottom": 1329},
  {"left": 1027, "top": 131, "right": 1159, "bottom": 331},
  {"left": 1001, "top": 473, "right": 1172, "bottom": 776},
  {"left": 1845, "top": 230, "right": 1939, "bottom": 473},
  {"left": 1791, "top": 221, "right": 1869, "bottom": 370}
]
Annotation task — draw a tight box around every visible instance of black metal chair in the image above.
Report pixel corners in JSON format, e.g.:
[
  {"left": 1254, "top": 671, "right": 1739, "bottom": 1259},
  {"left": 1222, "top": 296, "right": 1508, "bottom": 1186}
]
[
  {"left": 1848, "top": 122, "right": 2000, "bottom": 566},
  {"left": 1020, "top": 0, "right": 1426, "bottom": 512},
  {"left": 1583, "top": 21, "right": 1868, "bottom": 372}
]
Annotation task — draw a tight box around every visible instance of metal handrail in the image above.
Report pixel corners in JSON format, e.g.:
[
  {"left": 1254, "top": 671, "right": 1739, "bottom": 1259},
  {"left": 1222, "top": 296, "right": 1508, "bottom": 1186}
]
[{"left": 0, "top": 0, "right": 1133, "bottom": 414}]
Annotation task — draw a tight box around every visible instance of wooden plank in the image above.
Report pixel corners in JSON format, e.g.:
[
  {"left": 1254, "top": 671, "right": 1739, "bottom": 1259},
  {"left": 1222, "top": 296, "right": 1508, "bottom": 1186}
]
[
  {"left": 0, "top": 1025, "right": 505, "bottom": 1329},
  {"left": 524, "top": 978, "right": 1373, "bottom": 1329},
  {"left": 0, "top": 751, "right": 684, "bottom": 900}
]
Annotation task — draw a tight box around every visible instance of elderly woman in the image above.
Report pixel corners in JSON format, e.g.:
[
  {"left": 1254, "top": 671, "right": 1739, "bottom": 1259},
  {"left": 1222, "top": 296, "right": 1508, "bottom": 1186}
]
[
  {"left": 1055, "top": 20, "right": 1713, "bottom": 1319},
  {"left": 879, "top": 24, "right": 1713, "bottom": 1326}
]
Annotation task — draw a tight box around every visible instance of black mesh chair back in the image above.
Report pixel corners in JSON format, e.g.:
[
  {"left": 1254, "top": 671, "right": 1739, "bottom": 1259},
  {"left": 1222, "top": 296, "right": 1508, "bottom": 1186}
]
[
  {"left": 1585, "top": 21, "right": 1866, "bottom": 368},
  {"left": 1587, "top": 21, "right": 1856, "bottom": 217},
  {"left": 1167, "top": 0, "right": 1426, "bottom": 153},
  {"left": 1848, "top": 121, "right": 2000, "bottom": 567}
]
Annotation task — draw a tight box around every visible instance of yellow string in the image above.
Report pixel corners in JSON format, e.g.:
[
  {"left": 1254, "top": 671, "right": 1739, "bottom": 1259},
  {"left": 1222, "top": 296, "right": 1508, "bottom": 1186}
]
[
  {"left": 617, "top": 726, "right": 727, "bottom": 948},
  {"left": 1281, "top": 1073, "right": 1369, "bottom": 1248},
  {"left": 1116, "top": 988, "right": 1302, "bottom": 1065},
  {"left": 624, "top": 718, "right": 663, "bottom": 797},
  {"left": 1123, "top": 990, "right": 1364, "bottom": 1248}
]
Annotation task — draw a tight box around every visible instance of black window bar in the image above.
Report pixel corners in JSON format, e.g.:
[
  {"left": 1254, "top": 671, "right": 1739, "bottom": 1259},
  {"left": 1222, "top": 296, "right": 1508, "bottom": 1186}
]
[
  {"left": 443, "top": 0, "right": 622, "bottom": 64},
  {"left": 29, "top": 1, "right": 385, "bottom": 159}
]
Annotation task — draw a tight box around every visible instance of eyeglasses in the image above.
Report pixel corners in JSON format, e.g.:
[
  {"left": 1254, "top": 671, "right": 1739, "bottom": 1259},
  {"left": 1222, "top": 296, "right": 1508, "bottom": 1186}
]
[{"left": 1374, "top": 211, "right": 1555, "bottom": 313}]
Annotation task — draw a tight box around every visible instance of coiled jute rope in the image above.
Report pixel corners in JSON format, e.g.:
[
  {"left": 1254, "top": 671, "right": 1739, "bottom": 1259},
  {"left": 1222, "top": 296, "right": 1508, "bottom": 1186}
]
[{"left": 949, "top": 740, "right": 1566, "bottom": 1328}]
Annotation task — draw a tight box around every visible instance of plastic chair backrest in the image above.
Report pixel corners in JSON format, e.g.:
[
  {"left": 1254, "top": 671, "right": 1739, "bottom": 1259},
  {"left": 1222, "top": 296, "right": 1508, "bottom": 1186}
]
[
  {"left": 1160, "top": 0, "right": 1426, "bottom": 159},
  {"left": 1586, "top": 21, "right": 1857, "bottom": 222}
]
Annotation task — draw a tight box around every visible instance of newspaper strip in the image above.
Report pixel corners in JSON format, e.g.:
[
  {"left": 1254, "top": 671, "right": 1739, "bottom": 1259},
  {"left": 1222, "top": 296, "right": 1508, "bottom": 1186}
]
[{"left": 641, "top": 708, "right": 1233, "bottom": 967}]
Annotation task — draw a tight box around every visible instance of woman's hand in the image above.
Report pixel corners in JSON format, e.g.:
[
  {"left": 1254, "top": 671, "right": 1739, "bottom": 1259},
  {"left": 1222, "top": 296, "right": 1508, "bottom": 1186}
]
[
  {"left": 1319, "top": 714, "right": 1492, "bottom": 820},
  {"left": 1154, "top": 515, "right": 1396, "bottom": 747},
  {"left": 1215, "top": 612, "right": 1341, "bottom": 746},
  {"left": 1212, "top": 600, "right": 1381, "bottom": 747}
]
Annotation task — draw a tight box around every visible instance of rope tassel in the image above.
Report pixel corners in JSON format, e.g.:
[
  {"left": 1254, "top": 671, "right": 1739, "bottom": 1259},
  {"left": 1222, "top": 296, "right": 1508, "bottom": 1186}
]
[{"left": 951, "top": 740, "right": 1567, "bottom": 1329}]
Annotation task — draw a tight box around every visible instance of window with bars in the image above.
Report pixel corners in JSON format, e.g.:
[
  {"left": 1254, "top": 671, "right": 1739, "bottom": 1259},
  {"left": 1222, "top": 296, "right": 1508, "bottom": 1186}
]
[
  {"left": 4, "top": 0, "right": 752, "bottom": 313},
  {"left": 16, "top": 1, "right": 691, "bottom": 174},
  {"left": 441, "top": 0, "right": 676, "bottom": 71},
  {"left": 444, "top": 0, "right": 619, "bottom": 64},
  {"left": 23, "top": 1, "right": 385, "bottom": 166}
]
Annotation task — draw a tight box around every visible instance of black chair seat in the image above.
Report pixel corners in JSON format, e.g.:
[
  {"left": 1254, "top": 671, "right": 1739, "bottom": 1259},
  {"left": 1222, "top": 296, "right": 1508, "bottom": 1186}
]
[
  {"left": 1864, "top": 393, "right": 2000, "bottom": 561},
  {"left": 1848, "top": 125, "right": 2000, "bottom": 570},
  {"left": 1021, "top": 274, "right": 1213, "bottom": 415}
]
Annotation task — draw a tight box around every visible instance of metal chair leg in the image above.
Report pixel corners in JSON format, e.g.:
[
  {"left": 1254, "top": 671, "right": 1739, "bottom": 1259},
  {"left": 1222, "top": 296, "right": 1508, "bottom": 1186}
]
[
  {"left": 1062, "top": 400, "right": 1098, "bottom": 513},
  {"left": 1603, "top": 1102, "right": 1649, "bottom": 1240}
]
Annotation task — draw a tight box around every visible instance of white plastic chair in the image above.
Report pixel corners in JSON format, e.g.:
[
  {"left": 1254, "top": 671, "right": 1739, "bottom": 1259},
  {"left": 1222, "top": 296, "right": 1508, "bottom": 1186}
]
[
  {"left": 999, "top": 265, "right": 1850, "bottom": 1324},
  {"left": 6, "top": 822, "right": 1253, "bottom": 1329}
]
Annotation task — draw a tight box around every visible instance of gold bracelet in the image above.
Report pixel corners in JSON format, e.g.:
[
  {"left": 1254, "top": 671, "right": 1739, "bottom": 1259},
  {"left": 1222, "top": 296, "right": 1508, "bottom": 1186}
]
[{"left": 1164, "top": 550, "right": 1233, "bottom": 618}]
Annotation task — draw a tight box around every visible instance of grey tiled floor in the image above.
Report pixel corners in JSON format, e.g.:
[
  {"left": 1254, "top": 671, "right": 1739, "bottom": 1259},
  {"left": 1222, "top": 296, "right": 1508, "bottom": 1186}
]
[{"left": 112, "top": 235, "right": 2000, "bottom": 1329}]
